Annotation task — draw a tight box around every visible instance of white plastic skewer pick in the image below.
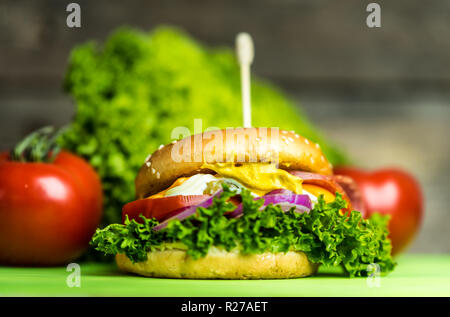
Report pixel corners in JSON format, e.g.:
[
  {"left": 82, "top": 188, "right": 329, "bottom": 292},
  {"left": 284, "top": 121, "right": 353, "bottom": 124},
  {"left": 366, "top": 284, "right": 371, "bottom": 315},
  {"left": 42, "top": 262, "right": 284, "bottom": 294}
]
[{"left": 236, "top": 32, "right": 254, "bottom": 128}]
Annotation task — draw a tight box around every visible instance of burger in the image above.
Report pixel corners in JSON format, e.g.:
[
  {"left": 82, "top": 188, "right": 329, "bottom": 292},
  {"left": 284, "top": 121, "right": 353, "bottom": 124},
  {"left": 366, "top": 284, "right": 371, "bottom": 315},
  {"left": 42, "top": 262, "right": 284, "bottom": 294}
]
[{"left": 91, "top": 128, "right": 395, "bottom": 279}]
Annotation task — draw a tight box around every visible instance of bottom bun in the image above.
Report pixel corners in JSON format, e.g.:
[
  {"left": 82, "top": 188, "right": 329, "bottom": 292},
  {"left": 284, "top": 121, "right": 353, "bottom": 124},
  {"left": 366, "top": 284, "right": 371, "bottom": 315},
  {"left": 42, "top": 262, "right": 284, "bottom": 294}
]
[{"left": 116, "top": 247, "right": 319, "bottom": 279}]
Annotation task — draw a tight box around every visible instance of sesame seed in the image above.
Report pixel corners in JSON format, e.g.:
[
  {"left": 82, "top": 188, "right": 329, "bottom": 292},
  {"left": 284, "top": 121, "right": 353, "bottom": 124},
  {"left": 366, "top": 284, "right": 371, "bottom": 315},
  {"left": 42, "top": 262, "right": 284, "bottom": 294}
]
[
  {"left": 145, "top": 161, "right": 151, "bottom": 167},
  {"left": 304, "top": 139, "right": 310, "bottom": 145},
  {"left": 145, "top": 154, "right": 152, "bottom": 162},
  {"left": 171, "top": 140, "right": 177, "bottom": 144},
  {"left": 151, "top": 168, "right": 156, "bottom": 174},
  {"left": 310, "top": 157, "right": 315, "bottom": 164},
  {"left": 288, "top": 137, "right": 294, "bottom": 142},
  {"left": 281, "top": 130, "right": 288, "bottom": 134},
  {"left": 295, "top": 134, "right": 300, "bottom": 138},
  {"left": 156, "top": 172, "right": 160, "bottom": 179},
  {"left": 159, "top": 144, "right": 164, "bottom": 150},
  {"left": 315, "top": 143, "right": 320, "bottom": 149},
  {"left": 321, "top": 155, "right": 326, "bottom": 162}
]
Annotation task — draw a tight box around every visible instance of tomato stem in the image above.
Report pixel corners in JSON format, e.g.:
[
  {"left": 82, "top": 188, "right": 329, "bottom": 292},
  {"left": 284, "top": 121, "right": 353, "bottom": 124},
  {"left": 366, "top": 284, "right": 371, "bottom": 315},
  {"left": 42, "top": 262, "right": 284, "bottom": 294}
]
[{"left": 10, "top": 126, "right": 65, "bottom": 163}]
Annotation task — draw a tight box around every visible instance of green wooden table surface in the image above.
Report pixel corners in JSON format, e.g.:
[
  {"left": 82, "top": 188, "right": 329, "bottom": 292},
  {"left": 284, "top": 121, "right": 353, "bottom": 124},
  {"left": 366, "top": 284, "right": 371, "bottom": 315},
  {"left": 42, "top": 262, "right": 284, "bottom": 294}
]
[{"left": 0, "top": 254, "right": 449, "bottom": 297}]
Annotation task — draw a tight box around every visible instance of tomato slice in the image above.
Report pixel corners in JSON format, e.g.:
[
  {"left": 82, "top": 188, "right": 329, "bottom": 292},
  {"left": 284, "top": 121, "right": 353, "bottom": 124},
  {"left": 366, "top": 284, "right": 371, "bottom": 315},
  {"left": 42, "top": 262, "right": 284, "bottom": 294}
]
[{"left": 122, "top": 195, "right": 210, "bottom": 223}]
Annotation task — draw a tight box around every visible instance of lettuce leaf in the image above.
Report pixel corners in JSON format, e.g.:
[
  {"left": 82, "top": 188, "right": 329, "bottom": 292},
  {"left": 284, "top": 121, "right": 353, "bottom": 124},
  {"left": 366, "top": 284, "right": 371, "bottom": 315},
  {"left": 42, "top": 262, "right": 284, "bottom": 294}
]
[{"left": 91, "top": 185, "right": 396, "bottom": 277}]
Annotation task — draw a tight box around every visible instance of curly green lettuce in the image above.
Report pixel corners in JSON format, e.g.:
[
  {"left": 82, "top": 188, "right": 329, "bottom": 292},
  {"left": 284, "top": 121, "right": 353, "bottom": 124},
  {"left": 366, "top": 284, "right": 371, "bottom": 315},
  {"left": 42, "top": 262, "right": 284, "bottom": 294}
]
[
  {"left": 59, "top": 26, "right": 348, "bottom": 227},
  {"left": 91, "top": 185, "right": 396, "bottom": 277}
]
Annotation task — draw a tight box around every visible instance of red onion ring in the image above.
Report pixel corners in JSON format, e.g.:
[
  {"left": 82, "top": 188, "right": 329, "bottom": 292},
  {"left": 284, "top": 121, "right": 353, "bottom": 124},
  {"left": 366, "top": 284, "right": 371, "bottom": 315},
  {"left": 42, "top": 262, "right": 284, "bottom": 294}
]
[{"left": 228, "top": 191, "right": 311, "bottom": 218}]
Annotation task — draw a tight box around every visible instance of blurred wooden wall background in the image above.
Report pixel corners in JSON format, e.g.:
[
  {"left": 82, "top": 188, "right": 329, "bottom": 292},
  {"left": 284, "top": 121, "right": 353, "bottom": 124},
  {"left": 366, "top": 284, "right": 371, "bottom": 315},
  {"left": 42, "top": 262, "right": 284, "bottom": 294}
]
[{"left": 0, "top": 0, "right": 449, "bottom": 252}]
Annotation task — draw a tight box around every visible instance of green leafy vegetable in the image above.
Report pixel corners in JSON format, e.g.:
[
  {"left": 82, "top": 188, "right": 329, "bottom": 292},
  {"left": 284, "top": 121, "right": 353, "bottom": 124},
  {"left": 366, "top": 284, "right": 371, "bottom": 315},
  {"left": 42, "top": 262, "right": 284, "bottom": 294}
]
[
  {"left": 91, "top": 185, "right": 395, "bottom": 277},
  {"left": 59, "top": 26, "right": 348, "bottom": 227}
]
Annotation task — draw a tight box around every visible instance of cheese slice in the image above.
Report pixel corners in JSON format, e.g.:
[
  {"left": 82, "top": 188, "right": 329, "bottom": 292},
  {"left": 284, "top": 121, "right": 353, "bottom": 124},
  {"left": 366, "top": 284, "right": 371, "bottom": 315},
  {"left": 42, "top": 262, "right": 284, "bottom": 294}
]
[
  {"left": 201, "top": 162, "right": 303, "bottom": 196},
  {"left": 147, "top": 163, "right": 335, "bottom": 202},
  {"left": 302, "top": 184, "right": 335, "bottom": 203},
  {"left": 147, "top": 177, "right": 189, "bottom": 199}
]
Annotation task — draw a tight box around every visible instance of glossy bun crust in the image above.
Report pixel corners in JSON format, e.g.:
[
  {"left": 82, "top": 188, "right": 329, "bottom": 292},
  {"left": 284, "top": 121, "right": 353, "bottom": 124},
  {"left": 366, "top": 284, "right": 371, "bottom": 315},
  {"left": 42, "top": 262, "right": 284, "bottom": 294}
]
[
  {"left": 136, "top": 128, "right": 332, "bottom": 199},
  {"left": 116, "top": 248, "right": 319, "bottom": 279}
]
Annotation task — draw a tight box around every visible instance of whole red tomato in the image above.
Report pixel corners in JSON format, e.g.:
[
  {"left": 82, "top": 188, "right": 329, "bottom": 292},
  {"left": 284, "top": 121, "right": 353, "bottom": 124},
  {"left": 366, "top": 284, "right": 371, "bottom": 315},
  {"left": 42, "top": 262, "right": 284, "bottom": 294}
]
[
  {"left": 334, "top": 166, "right": 423, "bottom": 255},
  {"left": 0, "top": 128, "right": 102, "bottom": 265}
]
